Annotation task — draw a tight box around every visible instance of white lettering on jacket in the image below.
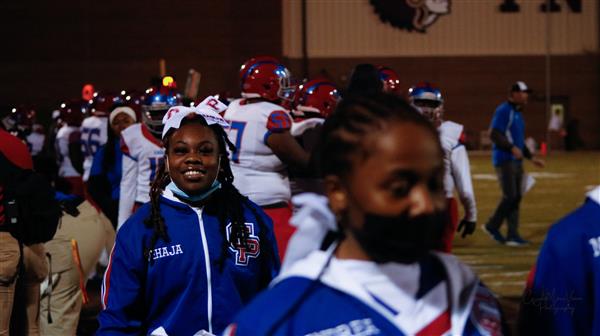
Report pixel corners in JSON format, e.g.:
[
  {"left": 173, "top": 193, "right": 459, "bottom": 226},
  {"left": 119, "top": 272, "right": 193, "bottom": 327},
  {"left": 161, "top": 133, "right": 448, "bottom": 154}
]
[
  {"left": 150, "top": 244, "right": 184, "bottom": 261},
  {"left": 305, "top": 318, "right": 381, "bottom": 336}
]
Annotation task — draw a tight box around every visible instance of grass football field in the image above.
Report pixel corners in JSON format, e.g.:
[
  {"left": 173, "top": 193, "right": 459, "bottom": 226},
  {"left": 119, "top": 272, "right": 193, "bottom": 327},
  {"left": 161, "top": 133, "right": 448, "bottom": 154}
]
[{"left": 452, "top": 150, "right": 600, "bottom": 329}]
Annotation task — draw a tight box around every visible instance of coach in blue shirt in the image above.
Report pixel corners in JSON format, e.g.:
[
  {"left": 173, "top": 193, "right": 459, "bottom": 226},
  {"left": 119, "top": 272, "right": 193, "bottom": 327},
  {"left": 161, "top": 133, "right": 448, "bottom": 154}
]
[{"left": 483, "top": 81, "right": 544, "bottom": 246}]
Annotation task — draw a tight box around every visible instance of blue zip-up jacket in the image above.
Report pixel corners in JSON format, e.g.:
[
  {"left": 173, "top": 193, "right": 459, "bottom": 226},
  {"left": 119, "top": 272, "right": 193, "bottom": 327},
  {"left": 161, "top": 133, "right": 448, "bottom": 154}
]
[
  {"left": 520, "top": 187, "right": 600, "bottom": 335},
  {"left": 98, "top": 189, "right": 280, "bottom": 335},
  {"left": 490, "top": 101, "right": 525, "bottom": 166}
]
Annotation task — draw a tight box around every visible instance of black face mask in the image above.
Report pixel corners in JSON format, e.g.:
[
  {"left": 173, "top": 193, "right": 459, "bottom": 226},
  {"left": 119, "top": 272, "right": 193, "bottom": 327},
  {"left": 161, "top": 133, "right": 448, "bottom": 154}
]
[{"left": 349, "top": 210, "right": 446, "bottom": 264}]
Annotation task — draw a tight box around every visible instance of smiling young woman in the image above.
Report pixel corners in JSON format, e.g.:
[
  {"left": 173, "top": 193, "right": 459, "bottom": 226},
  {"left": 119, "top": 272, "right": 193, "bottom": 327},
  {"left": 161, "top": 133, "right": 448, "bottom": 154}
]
[{"left": 97, "top": 97, "right": 280, "bottom": 336}]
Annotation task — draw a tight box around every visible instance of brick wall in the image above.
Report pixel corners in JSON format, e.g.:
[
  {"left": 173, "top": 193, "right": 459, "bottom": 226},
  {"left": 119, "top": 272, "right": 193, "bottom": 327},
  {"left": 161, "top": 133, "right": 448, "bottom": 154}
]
[
  {"left": 285, "top": 55, "right": 600, "bottom": 149},
  {"left": 0, "top": 0, "right": 282, "bottom": 115}
]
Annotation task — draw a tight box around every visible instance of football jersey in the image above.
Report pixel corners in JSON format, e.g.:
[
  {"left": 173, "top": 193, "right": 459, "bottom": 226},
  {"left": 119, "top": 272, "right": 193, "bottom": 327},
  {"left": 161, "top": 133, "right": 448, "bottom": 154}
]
[
  {"left": 26, "top": 131, "right": 45, "bottom": 156},
  {"left": 223, "top": 99, "right": 293, "bottom": 206},
  {"left": 80, "top": 115, "right": 108, "bottom": 181},
  {"left": 439, "top": 120, "right": 476, "bottom": 222},
  {"left": 55, "top": 125, "right": 81, "bottom": 178},
  {"left": 118, "top": 123, "right": 164, "bottom": 227}
]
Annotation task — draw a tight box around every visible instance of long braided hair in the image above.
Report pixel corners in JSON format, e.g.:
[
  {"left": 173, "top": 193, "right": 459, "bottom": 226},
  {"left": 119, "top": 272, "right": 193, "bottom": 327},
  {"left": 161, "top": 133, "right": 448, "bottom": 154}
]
[{"left": 143, "top": 116, "right": 274, "bottom": 270}]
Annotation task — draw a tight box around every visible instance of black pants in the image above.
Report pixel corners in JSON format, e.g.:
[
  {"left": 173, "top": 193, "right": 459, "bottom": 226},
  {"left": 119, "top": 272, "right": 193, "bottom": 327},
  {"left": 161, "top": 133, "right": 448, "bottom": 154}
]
[{"left": 486, "top": 161, "right": 523, "bottom": 238}]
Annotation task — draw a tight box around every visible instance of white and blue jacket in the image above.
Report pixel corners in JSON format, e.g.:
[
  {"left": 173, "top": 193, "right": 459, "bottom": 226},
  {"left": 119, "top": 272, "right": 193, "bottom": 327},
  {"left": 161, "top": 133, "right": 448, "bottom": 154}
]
[
  {"left": 225, "top": 250, "right": 505, "bottom": 336},
  {"left": 98, "top": 189, "right": 280, "bottom": 335}
]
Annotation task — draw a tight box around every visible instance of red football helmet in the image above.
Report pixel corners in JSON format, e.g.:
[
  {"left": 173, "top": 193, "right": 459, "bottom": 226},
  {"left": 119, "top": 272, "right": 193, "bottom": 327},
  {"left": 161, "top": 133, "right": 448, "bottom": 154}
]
[
  {"left": 91, "top": 91, "right": 122, "bottom": 116},
  {"left": 59, "top": 100, "right": 87, "bottom": 127},
  {"left": 292, "top": 79, "right": 340, "bottom": 119},
  {"left": 239, "top": 56, "right": 294, "bottom": 102},
  {"left": 378, "top": 66, "right": 401, "bottom": 95}
]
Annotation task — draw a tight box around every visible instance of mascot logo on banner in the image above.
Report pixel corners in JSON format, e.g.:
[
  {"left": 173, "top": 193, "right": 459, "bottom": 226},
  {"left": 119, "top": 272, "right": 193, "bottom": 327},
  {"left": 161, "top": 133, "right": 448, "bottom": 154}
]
[{"left": 370, "top": 0, "right": 451, "bottom": 33}]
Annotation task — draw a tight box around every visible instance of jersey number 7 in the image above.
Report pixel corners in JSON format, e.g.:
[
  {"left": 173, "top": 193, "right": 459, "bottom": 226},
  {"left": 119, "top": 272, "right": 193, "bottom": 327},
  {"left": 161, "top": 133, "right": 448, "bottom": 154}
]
[{"left": 228, "top": 121, "right": 247, "bottom": 163}]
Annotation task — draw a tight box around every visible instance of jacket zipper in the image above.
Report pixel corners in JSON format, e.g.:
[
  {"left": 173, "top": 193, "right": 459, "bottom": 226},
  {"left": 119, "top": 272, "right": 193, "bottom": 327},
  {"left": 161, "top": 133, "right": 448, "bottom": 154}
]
[{"left": 194, "top": 207, "right": 213, "bottom": 334}]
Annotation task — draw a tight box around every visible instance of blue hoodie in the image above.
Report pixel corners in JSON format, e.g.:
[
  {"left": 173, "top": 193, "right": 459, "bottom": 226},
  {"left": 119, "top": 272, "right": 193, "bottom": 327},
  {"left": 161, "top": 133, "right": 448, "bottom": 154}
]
[{"left": 98, "top": 189, "right": 280, "bottom": 335}]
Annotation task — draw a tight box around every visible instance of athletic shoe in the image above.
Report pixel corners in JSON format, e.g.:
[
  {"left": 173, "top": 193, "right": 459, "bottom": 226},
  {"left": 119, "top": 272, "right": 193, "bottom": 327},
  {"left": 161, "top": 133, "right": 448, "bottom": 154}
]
[
  {"left": 482, "top": 225, "right": 506, "bottom": 244},
  {"left": 505, "top": 236, "right": 530, "bottom": 247}
]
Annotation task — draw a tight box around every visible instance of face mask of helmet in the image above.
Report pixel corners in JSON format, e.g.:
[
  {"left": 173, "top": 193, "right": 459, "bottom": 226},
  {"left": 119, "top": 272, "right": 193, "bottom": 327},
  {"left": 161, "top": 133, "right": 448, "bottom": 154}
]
[
  {"left": 142, "top": 104, "right": 168, "bottom": 135},
  {"left": 142, "top": 88, "right": 180, "bottom": 136},
  {"left": 276, "top": 67, "right": 295, "bottom": 102},
  {"left": 413, "top": 99, "right": 443, "bottom": 123}
]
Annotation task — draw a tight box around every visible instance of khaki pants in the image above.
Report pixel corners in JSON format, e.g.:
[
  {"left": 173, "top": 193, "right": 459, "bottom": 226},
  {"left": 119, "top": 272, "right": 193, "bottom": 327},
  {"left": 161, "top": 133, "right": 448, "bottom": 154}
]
[
  {"left": 39, "top": 268, "right": 81, "bottom": 336},
  {"left": 0, "top": 232, "right": 20, "bottom": 336},
  {"left": 40, "top": 201, "right": 115, "bottom": 335},
  {"left": 20, "top": 243, "right": 48, "bottom": 336}
]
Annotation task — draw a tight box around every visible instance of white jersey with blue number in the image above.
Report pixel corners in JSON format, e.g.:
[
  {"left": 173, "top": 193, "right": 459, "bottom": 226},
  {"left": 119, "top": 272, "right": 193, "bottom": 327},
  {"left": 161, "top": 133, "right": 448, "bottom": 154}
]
[
  {"left": 223, "top": 98, "right": 294, "bottom": 206},
  {"left": 55, "top": 125, "right": 81, "bottom": 178},
  {"left": 26, "top": 131, "right": 45, "bottom": 156},
  {"left": 118, "top": 123, "right": 164, "bottom": 228},
  {"left": 80, "top": 115, "right": 108, "bottom": 181}
]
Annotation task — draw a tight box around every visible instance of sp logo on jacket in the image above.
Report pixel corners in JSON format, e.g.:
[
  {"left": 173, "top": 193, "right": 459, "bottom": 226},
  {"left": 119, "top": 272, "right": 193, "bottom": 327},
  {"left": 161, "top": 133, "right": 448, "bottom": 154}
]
[{"left": 226, "top": 223, "right": 260, "bottom": 266}]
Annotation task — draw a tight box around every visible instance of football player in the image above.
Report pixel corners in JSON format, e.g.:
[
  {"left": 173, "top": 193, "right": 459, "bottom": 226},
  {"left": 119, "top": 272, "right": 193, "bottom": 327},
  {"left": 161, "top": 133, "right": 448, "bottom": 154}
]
[
  {"left": 117, "top": 83, "right": 180, "bottom": 228},
  {"left": 55, "top": 100, "right": 87, "bottom": 197},
  {"left": 27, "top": 123, "right": 46, "bottom": 158},
  {"left": 223, "top": 56, "right": 310, "bottom": 260},
  {"left": 81, "top": 91, "right": 122, "bottom": 182},
  {"left": 289, "top": 78, "right": 340, "bottom": 196},
  {"left": 409, "top": 82, "right": 477, "bottom": 252}
]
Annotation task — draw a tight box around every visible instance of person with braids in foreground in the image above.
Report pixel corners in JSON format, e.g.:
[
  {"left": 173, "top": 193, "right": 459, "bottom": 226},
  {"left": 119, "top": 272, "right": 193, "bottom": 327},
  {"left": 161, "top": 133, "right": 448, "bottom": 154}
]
[
  {"left": 98, "top": 97, "right": 280, "bottom": 335},
  {"left": 224, "top": 93, "right": 507, "bottom": 336}
]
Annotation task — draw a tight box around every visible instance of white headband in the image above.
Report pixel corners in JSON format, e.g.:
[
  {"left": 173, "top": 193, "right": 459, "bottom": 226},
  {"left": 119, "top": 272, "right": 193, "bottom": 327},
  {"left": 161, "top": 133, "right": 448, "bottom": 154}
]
[
  {"left": 161, "top": 96, "right": 229, "bottom": 139},
  {"left": 109, "top": 106, "right": 137, "bottom": 125}
]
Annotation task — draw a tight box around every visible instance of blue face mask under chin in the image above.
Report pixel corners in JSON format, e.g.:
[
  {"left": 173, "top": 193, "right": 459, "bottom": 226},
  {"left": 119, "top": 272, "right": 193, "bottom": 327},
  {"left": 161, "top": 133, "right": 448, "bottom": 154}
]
[
  {"left": 165, "top": 156, "right": 222, "bottom": 203},
  {"left": 167, "top": 179, "right": 221, "bottom": 203}
]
